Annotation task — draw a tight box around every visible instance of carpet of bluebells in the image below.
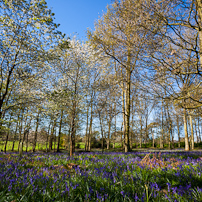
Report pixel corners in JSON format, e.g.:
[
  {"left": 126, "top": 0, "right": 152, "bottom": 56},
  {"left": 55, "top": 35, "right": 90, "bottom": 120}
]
[{"left": 1, "top": 151, "right": 202, "bottom": 202}]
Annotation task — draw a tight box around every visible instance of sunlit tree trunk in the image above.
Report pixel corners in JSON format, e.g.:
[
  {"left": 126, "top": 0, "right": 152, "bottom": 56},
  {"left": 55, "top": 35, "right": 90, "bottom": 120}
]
[
  {"left": 70, "top": 102, "right": 76, "bottom": 157},
  {"left": 194, "top": 119, "right": 199, "bottom": 143},
  {"left": 57, "top": 110, "right": 63, "bottom": 152},
  {"left": 12, "top": 120, "right": 19, "bottom": 151},
  {"left": 121, "top": 86, "right": 126, "bottom": 151},
  {"left": 167, "top": 106, "right": 172, "bottom": 150},
  {"left": 125, "top": 65, "right": 131, "bottom": 152},
  {"left": 160, "top": 101, "right": 164, "bottom": 149},
  {"left": 98, "top": 110, "right": 104, "bottom": 153},
  {"left": 197, "top": 115, "right": 201, "bottom": 142},
  {"left": 196, "top": 0, "right": 202, "bottom": 66},
  {"left": 25, "top": 118, "right": 32, "bottom": 152},
  {"left": 176, "top": 115, "right": 181, "bottom": 148},
  {"left": 4, "top": 115, "right": 12, "bottom": 153},
  {"left": 130, "top": 94, "right": 134, "bottom": 149},
  {"left": 139, "top": 115, "right": 142, "bottom": 148},
  {"left": 88, "top": 100, "right": 93, "bottom": 152},
  {"left": 107, "top": 106, "right": 112, "bottom": 150},
  {"left": 18, "top": 121, "right": 23, "bottom": 152},
  {"left": 85, "top": 105, "right": 89, "bottom": 151},
  {"left": 113, "top": 102, "right": 117, "bottom": 149},
  {"left": 189, "top": 114, "right": 194, "bottom": 150},
  {"left": 121, "top": 122, "right": 123, "bottom": 149},
  {"left": 46, "top": 122, "right": 51, "bottom": 152},
  {"left": 183, "top": 108, "right": 189, "bottom": 151},
  {"left": 33, "top": 110, "right": 40, "bottom": 152},
  {"left": 152, "top": 131, "right": 155, "bottom": 148},
  {"left": 107, "top": 118, "right": 111, "bottom": 150},
  {"left": 49, "top": 119, "right": 56, "bottom": 151},
  {"left": 18, "top": 109, "right": 24, "bottom": 152}
]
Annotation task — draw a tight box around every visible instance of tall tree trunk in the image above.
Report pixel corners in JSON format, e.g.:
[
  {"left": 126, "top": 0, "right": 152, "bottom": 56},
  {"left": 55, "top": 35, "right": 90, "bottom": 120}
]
[
  {"left": 46, "top": 122, "right": 51, "bottom": 152},
  {"left": 32, "top": 110, "right": 40, "bottom": 152},
  {"left": 113, "top": 103, "right": 117, "bottom": 149},
  {"left": 18, "top": 109, "right": 24, "bottom": 152},
  {"left": 152, "top": 130, "right": 155, "bottom": 148},
  {"left": 176, "top": 115, "right": 181, "bottom": 148},
  {"left": 49, "top": 119, "right": 56, "bottom": 151},
  {"left": 121, "top": 122, "right": 123, "bottom": 149},
  {"left": 125, "top": 67, "right": 131, "bottom": 152},
  {"left": 167, "top": 106, "right": 172, "bottom": 150},
  {"left": 57, "top": 110, "right": 63, "bottom": 152},
  {"left": 160, "top": 100, "right": 164, "bottom": 149},
  {"left": 198, "top": 115, "right": 201, "bottom": 142},
  {"left": 70, "top": 103, "right": 76, "bottom": 157},
  {"left": 21, "top": 113, "right": 29, "bottom": 151},
  {"left": 145, "top": 118, "right": 148, "bottom": 145},
  {"left": 183, "top": 108, "right": 189, "bottom": 151},
  {"left": 26, "top": 130, "right": 29, "bottom": 152},
  {"left": 12, "top": 120, "right": 19, "bottom": 151},
  {"left": 88, "top": 100, "right": 93, "bottom": 152},
  {"left": 140, "top": 115, "right": 142, "bottom": 148},
  {"left": 54, "top": 128, "right": 56, "bottom": 152},
  {"left": 4, "top": 115, "right": 12, "bottom": 153},
  {"left": 98, "top": 111, "right": 104, "bottom": 153},
  {"left": 18, "top": 120, "right": 23, "bottom": 152},
  {"left": 189, "top": 114, "right": 194, "bottom": 150},
  {"left": 121, "top": 88, "right": 126, "bottom": 150},
  {"left": 107, "top": 118, "right": 111, "bottom": 150},
  {"left": 130, "top": 95, "right": 134, "bottom": 149},
  {"left": 196, "top": 0, "right": 202, "bottom": 65},
  {"left": 85, "top": 105, "right": 89, "bottom": 151},
  {"left": 25, "top": 118, "right": 32, "bottom": 152},
  {"left": 194, "top": 119, "right": 199, "bottom": 143}
]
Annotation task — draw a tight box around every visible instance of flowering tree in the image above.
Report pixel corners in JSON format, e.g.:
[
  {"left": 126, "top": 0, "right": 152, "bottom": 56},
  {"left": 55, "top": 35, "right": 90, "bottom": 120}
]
[{"left": 0, "top": 0, "right": 62, "bottom": 120}]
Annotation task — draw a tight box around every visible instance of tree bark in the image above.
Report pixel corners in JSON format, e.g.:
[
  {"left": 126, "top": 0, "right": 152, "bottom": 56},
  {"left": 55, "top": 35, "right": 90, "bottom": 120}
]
[
  {"left": 140, "top": 115, "right": 142, "bottom": 148},
  {"left": 160, "top": 100, "right": 164, "bottom": 149},
  {"left": 88, "top": 100, "right": 93, "bottom": 152},
  {"left": 176, "top": 115, "right": 181, "bottom": 148},
  {"left": 152, "top": 131, "right": 155, "bottom": 148},
  {"left": 12, "top": 120, "right": 19, "bottom": 151},
  {"left": 49, "top": 119, "right": 56, "bottom": 151},
  {"left": 125, "top": 67, "right": 131, "bottom": 152},
  {"left": 98, "top": 110, "right": 104, "bottom": 153},
  {"left": 196, "top": 0, "right": 202, "bottom": 66},
  {"left": 85, "top": 105, "right": 89, "bottom": 151},
  {"left": 25, "top": 118, "right": 32, "bottom": 152},
  {"left": 121, "top": 88, "right": 126, "bottom": 150},
  {"left": 70, "top": 102, "right": 76, "bottom": 157},
  {"left": 183, "top": 108, "right": 189, "bottom": 151},
  {"left": 46, "top": 122, "right": 51, "bottom": 152},
  {"left": 57, "top": 110, "right": 63, "bottom": 152},
  {"left": 189, "top": 114, "right": 194, "bottom": 150},
  {"left": 32, "top": 110, "right": 40, "bottom": 152},
  {"left": 4, "top": 115, "right": 12, "bottom": 153},
  {"left": 113, "top": 103, "right": 117, "bottom": 149}
]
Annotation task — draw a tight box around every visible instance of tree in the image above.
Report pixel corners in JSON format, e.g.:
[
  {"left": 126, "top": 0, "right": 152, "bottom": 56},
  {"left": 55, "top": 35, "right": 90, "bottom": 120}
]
[
  {"left": 142, "top": 0, "right": 202, "bottom": 109},
  {"left": 52, "top": 38, "right": 97, "bottom": 156},
  {"left": 88, "top": 0, "right": 158, "bottom": 152},
  {"left": 0, "top": 0, "right": 62, "bottom": 120}
]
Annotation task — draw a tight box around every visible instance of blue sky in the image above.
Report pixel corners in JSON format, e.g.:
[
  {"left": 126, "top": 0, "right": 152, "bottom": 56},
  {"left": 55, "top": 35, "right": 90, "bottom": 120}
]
[{"left": 46, "top": 0, "right": 113, "bottom": 40}]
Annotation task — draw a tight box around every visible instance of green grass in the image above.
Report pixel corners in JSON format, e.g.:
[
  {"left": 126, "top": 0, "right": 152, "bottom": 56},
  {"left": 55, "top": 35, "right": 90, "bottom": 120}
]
[{"left": 0, "top": 141, "right": 65, "bottom": 152}]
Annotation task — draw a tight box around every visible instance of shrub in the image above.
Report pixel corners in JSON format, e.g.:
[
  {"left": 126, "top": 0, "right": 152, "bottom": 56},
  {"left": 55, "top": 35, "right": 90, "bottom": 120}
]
[
  {"left": 76, "top": 143, "right": 81, "bottom": 149},
  {"left": 91, "top": 137, "right": 107, "bottom": 148}
]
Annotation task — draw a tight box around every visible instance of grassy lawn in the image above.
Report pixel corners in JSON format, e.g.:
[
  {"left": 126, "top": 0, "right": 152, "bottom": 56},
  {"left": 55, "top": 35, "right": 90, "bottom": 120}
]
[{"left": 0, "top": 141, "right": 65, "bottom": 152}]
